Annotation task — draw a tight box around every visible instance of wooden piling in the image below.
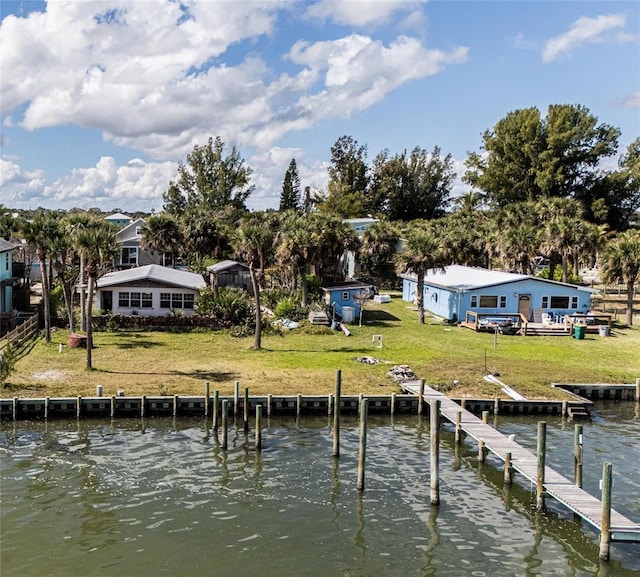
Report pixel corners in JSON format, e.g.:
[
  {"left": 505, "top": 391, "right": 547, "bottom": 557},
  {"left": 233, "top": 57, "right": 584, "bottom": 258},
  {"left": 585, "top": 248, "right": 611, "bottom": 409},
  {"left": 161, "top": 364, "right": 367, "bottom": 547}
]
[
  {"left": 141, "top": 395, "right": 145, "bottom": 418},
  {"left": 636, "top": 378, "right": 640, "bottom": 403},
  {"left": 536, "top": 421, "right": 546, "bottom": 511},
  {"left": 221, "top": 399, "right": 228, "bottom": 450},
  {"left": 504, "top": 452, "right": 513, "bottom": 484},
  {"left": 333, "top": 370, "right": 341, "bottom": 458},
  {"left": 12, "top": 397, "right": 17, "bottom": 421},
  {"left": 234, "top": 381, "right": 240, "bottom": 418},
  {"left": 430, "top": 399, "right": 441, "bottom": 505},
  {"left": 599, "top": 462, "right": 612, "bottom": 561},
  {"left": 328, "top": 394, "right": 333, "bottom": 416},
  {"left": 494, "top": 397, "right": 500, "bottom": 415},
  {"left": 44, "top": 397, "right": 49, "bottom": 420},
  {"left": 77, "top": 396, "right": 82, "bottom": 419},
  {"left": 461, "top": 399, "right": 466, "bottom": 411},
  {"left": 418, "top": 379, "right": 425, "bottom": 415},
  {"left": 243, "top": 387, "right": 249, "bottom": 432},
  {"left": 455, "top": 411, "right": 462, "bottom": 444},
  {"left": 297, "top": 393, "right": 302, "bottom": 418},
  {"left": 357, "top": 398, "right": 369, "bottom": 492},
  {"left": 574, "top": 424, "right": 583, "bottom": 488},
  {"left": 482, "top": 410, "right": 489, "bottom": 424},
  {"left": 255, "top": 405, "right": 262, "bottom": 451},
  {"left": 562, "top": 400, "right": 568, "bottom": 417},
  {"left": 478, "top": 439, "right": 487, "bottom": 462},
  {"left": 173, "top": 394, "right": 178, "bottom": 417},
  {"left": 212, "top": 390, "right": 219, "bottom": 428},
  {"left": 204, "top": 382, "right": 210, "bottom": 417},
  {"left": 391, "top": 393, "right": 396, "bottom": 415},
  {"left": 110, "top": 396, "right": 116, "bottom": 418},
  {"left": 96, "top": 385, "right": 103, "bottom": 397},
  {"left": 267, "top": 394, "right": 272, "bottom": 417}
]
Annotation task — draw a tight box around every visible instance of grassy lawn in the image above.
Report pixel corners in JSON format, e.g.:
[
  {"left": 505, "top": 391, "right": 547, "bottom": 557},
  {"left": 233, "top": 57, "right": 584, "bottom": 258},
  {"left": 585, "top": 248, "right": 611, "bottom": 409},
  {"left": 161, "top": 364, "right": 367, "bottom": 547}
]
[{"left": 5, "top": 294, "right": 639, "bottom": 400}]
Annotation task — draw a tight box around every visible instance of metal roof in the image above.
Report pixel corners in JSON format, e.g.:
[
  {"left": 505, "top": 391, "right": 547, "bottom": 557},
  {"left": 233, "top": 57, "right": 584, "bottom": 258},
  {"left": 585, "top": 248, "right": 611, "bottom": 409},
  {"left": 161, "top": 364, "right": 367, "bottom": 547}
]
[
  {"left": 97, "top": 264, "right": 206, "bottom": 290},
  {"left": 0, "top": 239, "right": 18, "bottom": 252},
  {"left": 403, "top": 264, "right": 596, "bottom": 293},
  {"left": 207, "top": 260, "right": 248, "bottom": 273}
]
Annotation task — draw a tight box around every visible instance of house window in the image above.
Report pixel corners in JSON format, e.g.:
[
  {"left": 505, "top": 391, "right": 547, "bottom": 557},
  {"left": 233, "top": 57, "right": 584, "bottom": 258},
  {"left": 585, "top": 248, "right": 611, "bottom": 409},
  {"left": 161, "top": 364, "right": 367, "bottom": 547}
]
[
  {"left": 499, "top": 296, "right": 507, "bottom": 308},
  {"left": 342, "top": 291, "right": 350, "bottom": 301},
  {"left": 121, "top": 247, "right": 138, "bottom": 266},
  {"left": 118, "top": 291, "right": 152, "bottom": 308},
  {"left": 550, "top": 296, "right": 570, "bottom": 308},
  {"left": 571, "top": 296, "right": 578, "bottom": 309},
  {"left": 541, "top": 296, "right": 549, "bottom": 308},
  {"left": 160, "top": 293, "right": 171, "bottom": 308},
  {"left": 470, "top": 295, "right": 477, "bottom": 307},
  {"left": 4, "top": 255, "right": 8, "bottom": 271},
  {"left": 183, "top": 294, "right": 194, "bottom": 309},
  {"left": 479, "top": 295, "right": 498, "bottom": 308}
]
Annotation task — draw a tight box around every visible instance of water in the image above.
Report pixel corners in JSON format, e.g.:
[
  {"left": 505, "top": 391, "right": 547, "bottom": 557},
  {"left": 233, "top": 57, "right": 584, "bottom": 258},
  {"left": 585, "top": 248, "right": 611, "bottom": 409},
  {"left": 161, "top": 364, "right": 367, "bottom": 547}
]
[{"left": 1, "top": 403, "right": 638, "bottom": 577}]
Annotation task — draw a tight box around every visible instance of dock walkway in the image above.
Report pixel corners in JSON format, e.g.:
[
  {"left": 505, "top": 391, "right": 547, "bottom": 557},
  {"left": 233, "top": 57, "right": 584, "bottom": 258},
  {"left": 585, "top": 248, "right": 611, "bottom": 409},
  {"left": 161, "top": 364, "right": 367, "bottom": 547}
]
[{"left": 404, "top": 383, "right": 640, "bottom": 543}]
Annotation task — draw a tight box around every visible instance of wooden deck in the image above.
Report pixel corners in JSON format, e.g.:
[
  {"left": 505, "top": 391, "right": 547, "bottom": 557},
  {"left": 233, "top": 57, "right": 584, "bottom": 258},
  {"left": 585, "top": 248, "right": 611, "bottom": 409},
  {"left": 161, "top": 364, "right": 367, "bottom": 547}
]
[{"left": 404, "top": 383, "right": 640, "bottom": 543}]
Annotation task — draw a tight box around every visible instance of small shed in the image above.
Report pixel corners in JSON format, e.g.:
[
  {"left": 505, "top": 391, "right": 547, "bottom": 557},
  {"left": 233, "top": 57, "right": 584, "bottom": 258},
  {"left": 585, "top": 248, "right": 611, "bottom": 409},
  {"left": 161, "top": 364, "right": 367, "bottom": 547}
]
[
  {"left": 96, "top": 264, "right": 206, "bottom": 316},
  {"left": 401, "top": 265, "right": 596, "bottom": 322},
  {"left": 322, "top": 280, "right": 375, "bottom": 323},
  {"left": 207, "top": 260, "right": 253, "bottom": 296}
]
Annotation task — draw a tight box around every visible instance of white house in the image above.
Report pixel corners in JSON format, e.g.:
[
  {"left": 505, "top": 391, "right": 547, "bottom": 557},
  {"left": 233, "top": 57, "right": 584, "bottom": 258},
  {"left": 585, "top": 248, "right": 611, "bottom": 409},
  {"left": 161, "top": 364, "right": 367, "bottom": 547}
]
[{"left": 96, "top": 265, "right": 206, "bottom": 316}]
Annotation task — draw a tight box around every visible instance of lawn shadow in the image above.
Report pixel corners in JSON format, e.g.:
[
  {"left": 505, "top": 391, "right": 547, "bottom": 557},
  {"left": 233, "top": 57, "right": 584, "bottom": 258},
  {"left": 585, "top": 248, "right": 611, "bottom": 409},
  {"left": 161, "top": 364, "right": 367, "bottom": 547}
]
[
  {"left": 113, "top": 339, "right": 165, "bottom": 349},
  {"left": 363, "top": 310, "right": 401, "bottom": 323},
  {"left": 94, "top": 368, "right": 239, "bottom": 382}
]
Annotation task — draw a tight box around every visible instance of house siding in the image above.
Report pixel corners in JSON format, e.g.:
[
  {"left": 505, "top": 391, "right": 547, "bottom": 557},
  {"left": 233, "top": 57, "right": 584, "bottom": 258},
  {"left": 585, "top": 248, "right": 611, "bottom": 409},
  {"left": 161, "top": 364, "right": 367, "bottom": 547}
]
[
  {"left": 96, "top": 285, "right": 201, "bottom": 317},
  {"left": 0, "top": 249, "right": 13, "bottom": 314}
]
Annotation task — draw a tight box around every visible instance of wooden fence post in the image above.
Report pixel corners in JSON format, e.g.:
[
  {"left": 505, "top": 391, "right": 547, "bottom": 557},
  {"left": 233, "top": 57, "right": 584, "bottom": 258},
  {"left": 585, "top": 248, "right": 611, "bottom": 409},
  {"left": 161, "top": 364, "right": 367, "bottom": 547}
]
[
  {"left": 357, "top": 398, "right": 369, "bottom": 492},
  {"left": 333, "top": 370, "right": 341, "bottom": 458},
  {"left": 430, "top": 399, "right": 440, "bottom": 506},
  {"left": 536, "top": 421, "right": 546, "bottom": 511}
]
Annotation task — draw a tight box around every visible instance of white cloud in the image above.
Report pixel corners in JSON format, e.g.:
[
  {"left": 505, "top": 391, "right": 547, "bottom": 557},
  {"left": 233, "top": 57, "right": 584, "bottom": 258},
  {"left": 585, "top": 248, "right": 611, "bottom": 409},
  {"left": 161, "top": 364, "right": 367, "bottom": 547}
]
[
  {"left": 0, "top": 159, "right": 46, "bottom": 206},
  {"left": 620, "top": 92, "right": 640, "bottom": 109},
  {"left": 304, "top": 0, "right": 426, "bottom": 28},
  {"left": 542, "top": 13, "right": 628, "bottom": 63}
]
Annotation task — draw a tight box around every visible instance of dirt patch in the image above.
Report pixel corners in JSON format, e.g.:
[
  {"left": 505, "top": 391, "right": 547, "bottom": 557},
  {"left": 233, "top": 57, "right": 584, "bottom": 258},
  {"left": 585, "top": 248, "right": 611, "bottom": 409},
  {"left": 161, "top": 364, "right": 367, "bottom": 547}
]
[{"left": 32, "top": 370, "right": 68, "bottom": 382}]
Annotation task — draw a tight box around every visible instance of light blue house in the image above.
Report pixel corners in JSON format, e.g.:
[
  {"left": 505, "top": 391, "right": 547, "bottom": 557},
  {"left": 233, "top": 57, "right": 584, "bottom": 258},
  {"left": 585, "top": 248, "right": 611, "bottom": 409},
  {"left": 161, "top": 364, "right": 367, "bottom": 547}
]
[
  {"left": 0, "top": 239, "right": 18, "bottom": 315},
  {"left": 401, "top": 265, "right": 596, "bottom": 322}
]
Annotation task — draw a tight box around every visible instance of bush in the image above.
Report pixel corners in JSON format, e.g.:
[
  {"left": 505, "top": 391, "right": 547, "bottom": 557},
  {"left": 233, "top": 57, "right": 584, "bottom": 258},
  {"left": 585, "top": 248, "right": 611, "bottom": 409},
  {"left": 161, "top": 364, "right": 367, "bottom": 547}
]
[
  {"left": 196, "top": 287, "right": 254, "bottom": 326},
  {"left": 274, "top": 296, "right": 307, "bottom": 321},
  {"left": 0, "top": 346, "right": 16, "bottom": 387}
]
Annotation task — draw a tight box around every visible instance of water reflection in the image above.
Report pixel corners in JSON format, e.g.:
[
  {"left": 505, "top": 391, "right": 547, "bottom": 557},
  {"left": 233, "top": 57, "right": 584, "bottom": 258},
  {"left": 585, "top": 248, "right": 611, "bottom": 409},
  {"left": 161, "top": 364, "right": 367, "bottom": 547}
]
[{"left": 0, "top": 407, "right": 638, "bottom": 577}]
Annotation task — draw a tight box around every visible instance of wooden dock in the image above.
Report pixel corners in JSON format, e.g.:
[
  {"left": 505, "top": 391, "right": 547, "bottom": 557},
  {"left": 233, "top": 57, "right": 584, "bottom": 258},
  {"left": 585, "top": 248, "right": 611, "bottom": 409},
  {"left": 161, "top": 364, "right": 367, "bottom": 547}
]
[{"left": 404, "top": 382, "right": 640, "bottom": 544}]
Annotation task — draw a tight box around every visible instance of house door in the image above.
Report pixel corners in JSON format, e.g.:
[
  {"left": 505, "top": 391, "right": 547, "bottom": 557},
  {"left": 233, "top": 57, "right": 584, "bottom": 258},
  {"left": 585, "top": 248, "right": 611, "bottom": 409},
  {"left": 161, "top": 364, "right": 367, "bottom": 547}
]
[
  {"left": 518, "top": 294, "right": 531, "bottom": 320},
  {"left": 102, "top": 290, "right": 113, "bottom": 312}
]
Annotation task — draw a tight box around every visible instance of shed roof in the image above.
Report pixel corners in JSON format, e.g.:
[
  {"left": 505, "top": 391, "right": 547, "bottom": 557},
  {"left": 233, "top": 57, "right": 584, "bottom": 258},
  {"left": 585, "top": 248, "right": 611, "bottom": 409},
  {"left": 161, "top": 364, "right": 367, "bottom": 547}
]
[
  {"left": 322, "top": 280, "right": 375, "bottom": 292},
  {"left": 402, "top": 264, "right": 595, "bottom": 293},
  {"left": 105, "top": 212, "right": 132, "bottom": 221},
  {"left": 97, "top": 264, "right": 206, "bottom": 290},
  {"left": 0, "top": 239, "right": 18, "bottom": 252},
  {"left": 207, "top": 260, "right": 249, "bottom": 273}
]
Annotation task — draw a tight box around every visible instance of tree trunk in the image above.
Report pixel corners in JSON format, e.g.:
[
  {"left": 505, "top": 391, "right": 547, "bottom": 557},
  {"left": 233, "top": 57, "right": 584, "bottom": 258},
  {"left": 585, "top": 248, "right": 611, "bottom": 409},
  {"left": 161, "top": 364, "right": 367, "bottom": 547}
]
[
  {"left": 561, "top": 254, "right": 568, "bottom": 284},
  {"left": 62, "top": 278, "right": 75, "bottom": 334},
  {"left": 300, "top": 266, "right": 309, "bottom": 307},
  {"left": 80, "top": 254, "right": 86, "bottom": 332},
  {"left": 626, "top": 281, "right": 634, "bottom": 326},
  {"left": 250, "top": 265, "right": 262, "bottom": 349}
]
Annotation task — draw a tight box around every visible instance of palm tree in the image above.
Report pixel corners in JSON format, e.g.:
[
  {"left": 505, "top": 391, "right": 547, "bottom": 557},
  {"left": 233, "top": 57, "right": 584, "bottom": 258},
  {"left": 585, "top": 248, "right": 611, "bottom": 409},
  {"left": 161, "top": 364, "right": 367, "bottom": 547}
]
[
  {"left": 21, "top": 212, "right": 60, "bottom": 343},
  {"left": 497, "top": 223, "right": 539, "bottom": 274},
  {"left": 74, "top": 222, "right": 117, "bottom": 368},
  {"left": 395, "top": 221, "right": 445, "bottom": 324},
  {"left": 360, "top": 220, "right": 400, "bottom": 285},
  {"left": 141, "top": 213, "right": 183, "bottom": 267},
  {"left": 232, "top": 218, "right": 272, "bottom": 349},
  {"left": 600, "top": 231, "right": 640, "bottom": 326}
]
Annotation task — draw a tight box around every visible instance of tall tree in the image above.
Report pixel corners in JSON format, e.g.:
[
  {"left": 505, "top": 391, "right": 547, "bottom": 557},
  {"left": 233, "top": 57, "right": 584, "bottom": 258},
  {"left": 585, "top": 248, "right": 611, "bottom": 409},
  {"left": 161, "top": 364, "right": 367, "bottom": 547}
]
[
  {"left": 395, "top": 221, "right": 445, "bottom": 324},
  {"left": 21, "top": 212, "right": 60, "bottom": 343},
  {"left": 372, "top": 146, "right": 455, "bottom": 221},
  {"left": 279, "top": 159, "right": 301, "bottom": 212},
  {"left": 74, "top": 222, "right": 117, "bottom": 369},
  {"left": 360, "top": 220, "right": 400, "bottom": 285},
  {"left": 321, "top": 135, "right": 369, "bottom": 218},
  {"left": 232, "top": 215, "right": 273, "bottom": 349},
  {"left": 162, "top": 136, "right": 254, "bottom": 221},
  {"left": 600, "top": 231, "right": 640, "bottom": 326},
  {"left": 465, "top": 105, "right": 622, "bottom": 219}
]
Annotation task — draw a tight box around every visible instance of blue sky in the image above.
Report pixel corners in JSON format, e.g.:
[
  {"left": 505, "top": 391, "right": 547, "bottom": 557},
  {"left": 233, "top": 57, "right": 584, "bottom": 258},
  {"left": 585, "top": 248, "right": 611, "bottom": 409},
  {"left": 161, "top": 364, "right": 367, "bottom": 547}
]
[{"left": 1, "top": 0, "right": 638, "bottom": 213}]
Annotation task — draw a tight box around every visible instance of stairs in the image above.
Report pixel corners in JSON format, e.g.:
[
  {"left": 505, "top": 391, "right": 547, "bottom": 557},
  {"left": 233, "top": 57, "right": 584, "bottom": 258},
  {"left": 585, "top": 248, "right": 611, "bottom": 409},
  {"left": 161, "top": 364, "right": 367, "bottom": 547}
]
[{"left": 308, "top": 311, "right": 331, "bottom": 326}]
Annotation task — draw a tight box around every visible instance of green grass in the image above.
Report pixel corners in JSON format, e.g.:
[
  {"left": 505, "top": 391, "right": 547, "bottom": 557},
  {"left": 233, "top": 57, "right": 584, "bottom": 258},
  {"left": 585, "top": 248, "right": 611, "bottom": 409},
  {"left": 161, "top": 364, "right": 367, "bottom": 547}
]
[{"left": 5, "top": 294, "right": 639, "bottom": 400}]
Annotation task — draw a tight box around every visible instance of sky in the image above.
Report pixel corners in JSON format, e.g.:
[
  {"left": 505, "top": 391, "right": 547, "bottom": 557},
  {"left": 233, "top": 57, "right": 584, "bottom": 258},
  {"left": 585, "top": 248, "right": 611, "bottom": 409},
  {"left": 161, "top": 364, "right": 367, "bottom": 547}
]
[{"left": 1, "top": 0, "right": 639, "bottom": 214}]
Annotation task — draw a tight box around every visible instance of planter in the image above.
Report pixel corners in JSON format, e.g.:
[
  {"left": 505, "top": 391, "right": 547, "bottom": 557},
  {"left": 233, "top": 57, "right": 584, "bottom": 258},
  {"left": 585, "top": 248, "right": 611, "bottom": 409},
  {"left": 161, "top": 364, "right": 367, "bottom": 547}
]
[{"left": 68, "top": 333, "right": 88, "bottom": 348}]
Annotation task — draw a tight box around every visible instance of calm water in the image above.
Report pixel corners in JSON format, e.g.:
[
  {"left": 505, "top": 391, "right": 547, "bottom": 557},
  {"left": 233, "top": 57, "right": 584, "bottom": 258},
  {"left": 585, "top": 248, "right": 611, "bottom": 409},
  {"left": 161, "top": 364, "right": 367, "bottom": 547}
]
[{"left": 1, "top": 403, "right": 638, "bottom": 577}]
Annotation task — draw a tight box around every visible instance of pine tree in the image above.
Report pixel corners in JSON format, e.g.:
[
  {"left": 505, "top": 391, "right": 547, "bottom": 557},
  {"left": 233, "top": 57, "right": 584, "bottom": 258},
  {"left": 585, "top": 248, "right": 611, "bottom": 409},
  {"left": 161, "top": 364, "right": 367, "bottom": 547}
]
[{"left": 279, "top": 159, "right": 301, "bottom": 211}]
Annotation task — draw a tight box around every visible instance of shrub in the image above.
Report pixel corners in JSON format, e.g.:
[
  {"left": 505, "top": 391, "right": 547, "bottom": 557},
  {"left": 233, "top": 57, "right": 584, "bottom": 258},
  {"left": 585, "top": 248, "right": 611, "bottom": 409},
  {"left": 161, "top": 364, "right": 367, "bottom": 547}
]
[
  {"left": 0, "top": 346, "right": 16, "bottom": 387},
  {"left": 274, "top": 296, "right": 307, "bottom": 321}
]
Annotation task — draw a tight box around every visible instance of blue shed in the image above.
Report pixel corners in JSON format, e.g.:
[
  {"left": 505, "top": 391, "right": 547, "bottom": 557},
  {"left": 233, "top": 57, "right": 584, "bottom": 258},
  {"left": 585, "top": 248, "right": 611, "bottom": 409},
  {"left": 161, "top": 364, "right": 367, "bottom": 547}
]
[
  {"left": 401, "top": 265, "right": 596, "bottom": 322},
  {"left": 322, "top": 280, "right": 375, "bottom": 323}
]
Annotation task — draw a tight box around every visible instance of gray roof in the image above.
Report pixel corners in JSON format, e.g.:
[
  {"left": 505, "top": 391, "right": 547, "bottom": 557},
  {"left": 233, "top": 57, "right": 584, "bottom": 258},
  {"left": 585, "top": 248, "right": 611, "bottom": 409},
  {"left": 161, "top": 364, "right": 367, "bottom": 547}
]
[
  {"left": 97, "top": 265, "right": 206, "bottom": 290},
  {"left": 105, "top": 212, "right": 132, "bottom": 221},
  {"left": 208, "top": 260, "right": 248, "bottom": 273},
  {"left": 0, "top": 239, "right": 18, "bottom": 252},
  {"left": 402, "top": 264, "right": 596, "bottom": 293}
]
